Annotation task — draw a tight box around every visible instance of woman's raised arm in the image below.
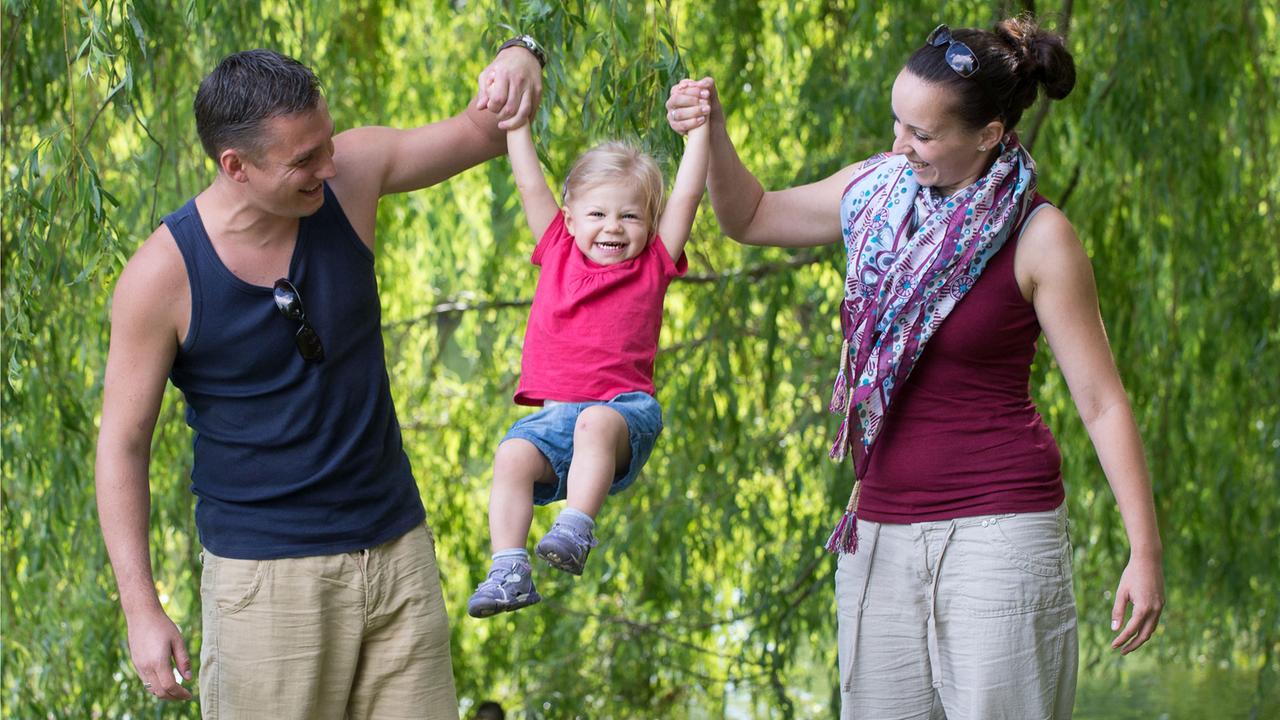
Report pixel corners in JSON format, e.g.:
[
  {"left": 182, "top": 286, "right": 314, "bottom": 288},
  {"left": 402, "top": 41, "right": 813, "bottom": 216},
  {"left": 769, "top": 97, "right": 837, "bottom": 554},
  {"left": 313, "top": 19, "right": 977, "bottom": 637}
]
[{"left": 666, "top": 77, "right": 850, "bottom": 248}]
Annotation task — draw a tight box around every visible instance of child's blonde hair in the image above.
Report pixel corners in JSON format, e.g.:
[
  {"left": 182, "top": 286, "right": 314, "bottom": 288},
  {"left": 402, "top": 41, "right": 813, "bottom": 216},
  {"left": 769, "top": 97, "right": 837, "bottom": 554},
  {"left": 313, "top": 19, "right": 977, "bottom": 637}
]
[{"left": 561, "top": 141, "right": 665, "bottom": 230}]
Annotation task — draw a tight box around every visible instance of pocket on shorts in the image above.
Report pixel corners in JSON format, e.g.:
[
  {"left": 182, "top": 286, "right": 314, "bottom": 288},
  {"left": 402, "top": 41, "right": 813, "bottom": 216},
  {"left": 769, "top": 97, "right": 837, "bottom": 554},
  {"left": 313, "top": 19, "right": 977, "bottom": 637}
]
[
  {"left": 991, "top": 512, "right": 1069, "bottom": 578},
  {"left": 202, "top": 553, "right": 266, "bottom": 615},
  {"left": 951, "top": 512, "right": 1073, "bottom": 618}
]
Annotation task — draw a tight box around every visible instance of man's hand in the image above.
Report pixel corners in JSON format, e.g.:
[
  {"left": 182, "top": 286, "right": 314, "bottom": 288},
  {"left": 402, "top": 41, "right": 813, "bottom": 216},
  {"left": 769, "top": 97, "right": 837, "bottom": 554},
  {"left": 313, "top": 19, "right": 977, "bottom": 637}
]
[
  {"left": 128, "top": 606, "right": 194, "bottom": 700},
  {"left": 474, "top": 46, "right": 543, "bottom": 130}
]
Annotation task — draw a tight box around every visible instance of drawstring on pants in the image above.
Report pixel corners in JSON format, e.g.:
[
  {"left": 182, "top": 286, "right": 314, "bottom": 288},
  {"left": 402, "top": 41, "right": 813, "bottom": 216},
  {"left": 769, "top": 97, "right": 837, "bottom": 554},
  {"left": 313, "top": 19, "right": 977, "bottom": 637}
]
[
  {"left": 841, "top": 521, "right": 881, "bottom": 693},
  {"left": 926, "top": 521, "right": 957, "bottom": 690}
]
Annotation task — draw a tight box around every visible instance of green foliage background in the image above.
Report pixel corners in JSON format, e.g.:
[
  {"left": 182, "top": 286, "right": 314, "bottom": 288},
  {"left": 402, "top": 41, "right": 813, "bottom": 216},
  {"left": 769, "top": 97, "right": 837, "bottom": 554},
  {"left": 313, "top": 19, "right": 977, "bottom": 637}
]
[{"left": 2, "top": 0, "right": 1277, "bottom": 717}]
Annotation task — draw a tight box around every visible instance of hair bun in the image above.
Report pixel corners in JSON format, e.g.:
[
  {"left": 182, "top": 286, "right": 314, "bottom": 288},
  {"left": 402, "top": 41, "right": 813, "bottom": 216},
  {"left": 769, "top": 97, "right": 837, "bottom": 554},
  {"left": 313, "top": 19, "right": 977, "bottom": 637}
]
[{"left": 996, "top": 16, "right": 1076, "bottom": 100}]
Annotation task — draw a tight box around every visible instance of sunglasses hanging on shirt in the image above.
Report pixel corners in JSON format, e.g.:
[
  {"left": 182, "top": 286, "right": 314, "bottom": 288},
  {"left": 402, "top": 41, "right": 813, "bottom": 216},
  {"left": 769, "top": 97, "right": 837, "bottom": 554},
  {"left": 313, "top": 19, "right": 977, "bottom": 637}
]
[{"left": 273, "top": 278, "right": 325, "bottom": 363}]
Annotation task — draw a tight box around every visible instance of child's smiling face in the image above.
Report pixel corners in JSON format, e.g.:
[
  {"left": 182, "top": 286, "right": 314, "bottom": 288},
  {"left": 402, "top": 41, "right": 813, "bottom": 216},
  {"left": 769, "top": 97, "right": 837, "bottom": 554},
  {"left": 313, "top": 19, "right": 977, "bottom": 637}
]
[{"left": 563, "top": 182, "right": 652, "bottom": 265}]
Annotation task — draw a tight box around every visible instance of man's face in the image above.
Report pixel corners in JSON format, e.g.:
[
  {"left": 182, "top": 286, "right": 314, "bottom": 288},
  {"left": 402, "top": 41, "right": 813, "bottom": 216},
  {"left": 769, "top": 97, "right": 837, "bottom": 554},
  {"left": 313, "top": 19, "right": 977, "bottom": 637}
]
[{"left": 240, "top": 101, "right": 337, "bottom": 217}]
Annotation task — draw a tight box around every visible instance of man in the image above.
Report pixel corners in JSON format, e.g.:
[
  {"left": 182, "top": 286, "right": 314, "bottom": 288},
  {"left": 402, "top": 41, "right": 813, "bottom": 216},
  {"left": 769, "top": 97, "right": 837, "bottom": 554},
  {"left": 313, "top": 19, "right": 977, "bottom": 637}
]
[{"left": 95, "top": 41, "right": 544, "bottom": 718}]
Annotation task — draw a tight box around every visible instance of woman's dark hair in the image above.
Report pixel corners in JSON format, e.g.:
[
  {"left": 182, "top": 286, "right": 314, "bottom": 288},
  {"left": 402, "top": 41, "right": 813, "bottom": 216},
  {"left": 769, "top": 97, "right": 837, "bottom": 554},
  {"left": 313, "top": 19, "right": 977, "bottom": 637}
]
[
  {"left": 905, "top": 16, "right": 1075, "bottom": 131},
  {"left": 194, "top": 49, "right": 323, "bottom": 162}
]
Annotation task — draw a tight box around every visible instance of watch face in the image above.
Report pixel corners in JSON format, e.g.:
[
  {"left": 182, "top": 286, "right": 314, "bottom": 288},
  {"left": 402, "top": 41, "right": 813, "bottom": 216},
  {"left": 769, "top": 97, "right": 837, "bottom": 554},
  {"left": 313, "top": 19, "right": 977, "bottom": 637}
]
[{"left": 516, "top": 36, "right": 545, "bottom": 65}]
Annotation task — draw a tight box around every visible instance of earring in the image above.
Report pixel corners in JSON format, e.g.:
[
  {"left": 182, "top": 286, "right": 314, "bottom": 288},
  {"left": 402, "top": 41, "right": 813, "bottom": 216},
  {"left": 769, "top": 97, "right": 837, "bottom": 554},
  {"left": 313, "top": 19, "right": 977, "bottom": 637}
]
[{"left": 978, "top": 145, "right": 987, "bottom": 151}]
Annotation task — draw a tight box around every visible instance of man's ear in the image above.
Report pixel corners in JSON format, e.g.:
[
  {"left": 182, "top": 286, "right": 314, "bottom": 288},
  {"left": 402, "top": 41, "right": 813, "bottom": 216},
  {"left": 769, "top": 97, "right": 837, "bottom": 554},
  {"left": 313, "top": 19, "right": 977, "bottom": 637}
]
[{"left": 220, "top": 148, "right": 252, "bottom": 183}]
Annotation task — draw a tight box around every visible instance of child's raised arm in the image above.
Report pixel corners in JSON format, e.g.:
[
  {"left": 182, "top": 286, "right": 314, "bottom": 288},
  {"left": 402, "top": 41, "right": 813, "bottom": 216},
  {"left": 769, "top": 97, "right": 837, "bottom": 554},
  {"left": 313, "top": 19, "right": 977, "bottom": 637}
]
[
  {"left": 507, "top": 123, "right": 560, "bottom": 239},
  {"left": 657, "top": 115, "right": 709, "bottom": 260}
]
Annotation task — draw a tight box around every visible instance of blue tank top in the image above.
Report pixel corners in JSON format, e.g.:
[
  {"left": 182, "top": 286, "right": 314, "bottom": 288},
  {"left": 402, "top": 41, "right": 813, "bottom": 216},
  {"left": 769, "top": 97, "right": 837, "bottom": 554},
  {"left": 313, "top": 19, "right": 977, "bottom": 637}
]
[{"left": 164, "top": 183, "right": 424, "bottom": 559}]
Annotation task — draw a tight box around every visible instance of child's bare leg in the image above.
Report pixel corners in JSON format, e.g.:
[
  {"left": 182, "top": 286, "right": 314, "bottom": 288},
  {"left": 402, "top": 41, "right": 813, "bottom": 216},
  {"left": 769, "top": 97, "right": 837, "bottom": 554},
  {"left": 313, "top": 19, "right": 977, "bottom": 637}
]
[
  {"left": 536, "top": 406, "right": 631, "bottom": 576},
  {"left": 469, "top": 439, "right": 553, "bottom": 618},
  {"left": 489, "top": 438, "right": 554, "bottom": 552},
  {"left": 564, "top": 405, "right": 632, "bottom": 517}
]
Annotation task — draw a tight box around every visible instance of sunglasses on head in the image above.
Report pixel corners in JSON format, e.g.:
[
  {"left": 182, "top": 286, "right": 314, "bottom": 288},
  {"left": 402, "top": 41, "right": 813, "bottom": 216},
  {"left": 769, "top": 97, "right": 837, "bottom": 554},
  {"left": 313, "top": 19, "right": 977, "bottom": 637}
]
[
  {"left": 927, "top": 24, "right": 980, "bottom": 78},
  {"left": 273, "top": 278, "right": 325, "bottom": 363}
]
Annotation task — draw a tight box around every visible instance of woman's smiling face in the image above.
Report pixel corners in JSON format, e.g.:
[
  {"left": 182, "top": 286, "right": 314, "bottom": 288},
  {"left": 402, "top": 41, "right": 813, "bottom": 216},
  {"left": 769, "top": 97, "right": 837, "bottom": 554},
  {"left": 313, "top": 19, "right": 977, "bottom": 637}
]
[{"left": 889, "top": 69, "right": 1002, "bottom": 197}]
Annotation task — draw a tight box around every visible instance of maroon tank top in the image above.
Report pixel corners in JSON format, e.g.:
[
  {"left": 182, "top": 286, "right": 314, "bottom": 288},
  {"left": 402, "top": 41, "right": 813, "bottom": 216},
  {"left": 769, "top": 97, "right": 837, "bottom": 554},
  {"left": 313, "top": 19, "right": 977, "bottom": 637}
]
[{"left": 856, "top": 195, "right": 1065, "bottom": 523}]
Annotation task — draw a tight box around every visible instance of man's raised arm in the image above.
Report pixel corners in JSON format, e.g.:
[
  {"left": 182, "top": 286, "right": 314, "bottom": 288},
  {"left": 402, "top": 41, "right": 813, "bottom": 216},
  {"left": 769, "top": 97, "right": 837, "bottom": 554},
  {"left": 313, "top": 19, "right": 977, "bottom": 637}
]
[{"left": 330, "top": 41, "right": 546, "bottom": 246}]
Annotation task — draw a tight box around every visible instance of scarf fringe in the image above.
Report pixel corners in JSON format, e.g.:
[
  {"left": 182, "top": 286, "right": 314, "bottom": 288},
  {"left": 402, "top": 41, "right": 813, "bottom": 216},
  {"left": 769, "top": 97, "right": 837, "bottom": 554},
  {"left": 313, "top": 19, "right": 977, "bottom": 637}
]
[
  {"left": 828, "top": 337, "right": 853, "bottom": 460},
  {"left": 824, "top": 480, "right": 862, "bottom": 554},
  {"left": 828, "top": 416, "right": 850, "bottom": 460},
  {"left": 828, "top": 338, "right": 851, "bottom": 414}
]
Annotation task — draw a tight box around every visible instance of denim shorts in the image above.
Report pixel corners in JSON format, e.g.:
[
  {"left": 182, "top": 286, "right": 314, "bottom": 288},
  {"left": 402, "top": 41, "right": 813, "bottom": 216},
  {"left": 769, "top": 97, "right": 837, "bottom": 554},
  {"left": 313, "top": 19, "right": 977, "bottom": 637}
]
[{"left": 501, "top": 391, "right": 663, "bottom": 505}]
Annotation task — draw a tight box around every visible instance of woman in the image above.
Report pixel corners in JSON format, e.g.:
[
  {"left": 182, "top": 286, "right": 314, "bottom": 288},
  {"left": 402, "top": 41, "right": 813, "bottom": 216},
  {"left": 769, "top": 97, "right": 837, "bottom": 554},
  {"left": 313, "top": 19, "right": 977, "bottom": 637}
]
[{"left": 667, "top": 17, "right": 1164, "bottom": 718}]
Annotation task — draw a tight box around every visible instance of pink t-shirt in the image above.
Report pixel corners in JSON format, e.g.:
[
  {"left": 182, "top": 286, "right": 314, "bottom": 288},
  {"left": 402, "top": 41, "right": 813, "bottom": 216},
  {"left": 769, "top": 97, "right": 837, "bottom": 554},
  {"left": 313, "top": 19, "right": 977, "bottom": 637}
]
[{"left": 514, "top": 211, "right": 687, "bottom": 406}]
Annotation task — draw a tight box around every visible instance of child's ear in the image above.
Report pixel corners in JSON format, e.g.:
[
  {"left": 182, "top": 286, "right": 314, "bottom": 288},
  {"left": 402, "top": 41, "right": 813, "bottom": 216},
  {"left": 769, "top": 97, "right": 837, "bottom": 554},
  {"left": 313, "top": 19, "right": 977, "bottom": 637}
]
[{"left": 563, "top": 207, "right": 576, "bottom": 235}]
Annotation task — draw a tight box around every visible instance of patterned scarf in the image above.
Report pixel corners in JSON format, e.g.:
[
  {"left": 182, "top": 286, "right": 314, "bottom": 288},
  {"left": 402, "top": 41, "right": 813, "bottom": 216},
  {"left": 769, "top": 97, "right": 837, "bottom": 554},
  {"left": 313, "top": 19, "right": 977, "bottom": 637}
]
[{"left": 824, "top": 137, "right": 1037, "bottom": 554}]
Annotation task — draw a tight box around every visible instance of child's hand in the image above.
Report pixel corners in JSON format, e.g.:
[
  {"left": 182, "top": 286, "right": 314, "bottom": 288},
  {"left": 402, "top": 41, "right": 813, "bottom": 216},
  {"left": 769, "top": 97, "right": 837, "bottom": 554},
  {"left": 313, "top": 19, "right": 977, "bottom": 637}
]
[
  {"left": 686, "top": 114, "right": 710, "bottom": 139},
  {"left": 666, "top": 77, "right": 716, "bottom": 135}
]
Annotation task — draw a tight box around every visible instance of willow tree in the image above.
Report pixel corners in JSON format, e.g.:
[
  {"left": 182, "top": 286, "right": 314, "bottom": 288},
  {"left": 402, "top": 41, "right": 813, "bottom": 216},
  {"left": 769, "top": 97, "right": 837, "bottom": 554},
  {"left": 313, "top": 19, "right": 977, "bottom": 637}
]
[{"left": 3, "top": 1, "right": 1277, "bottom": 718}]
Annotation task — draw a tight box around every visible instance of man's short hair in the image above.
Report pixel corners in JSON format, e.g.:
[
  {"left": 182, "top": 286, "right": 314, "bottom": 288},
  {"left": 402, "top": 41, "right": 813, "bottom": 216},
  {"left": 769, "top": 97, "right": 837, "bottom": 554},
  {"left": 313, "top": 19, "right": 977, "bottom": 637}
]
[{"left": 194, "top": 49, "right": 323, "bottom": 162}]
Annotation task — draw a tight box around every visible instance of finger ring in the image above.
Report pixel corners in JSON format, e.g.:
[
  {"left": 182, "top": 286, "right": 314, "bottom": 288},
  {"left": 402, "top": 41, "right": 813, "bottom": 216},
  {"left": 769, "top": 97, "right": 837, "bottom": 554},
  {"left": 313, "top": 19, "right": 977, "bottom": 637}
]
[{"left": 143, "top": 682, "right": 153, "bottom": 689}]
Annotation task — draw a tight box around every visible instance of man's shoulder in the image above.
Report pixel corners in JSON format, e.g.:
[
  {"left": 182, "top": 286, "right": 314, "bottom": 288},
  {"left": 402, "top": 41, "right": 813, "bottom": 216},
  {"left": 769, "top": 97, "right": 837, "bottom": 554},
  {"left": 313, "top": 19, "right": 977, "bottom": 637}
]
[
  {"left": 132, "top": 221, "right": 184, "bottom": 272},
  {"left": 331, "top": 126, "right": 389, "bottom": 188},
  {"left": 114, "top": 223, "right": 189, "bottom": 316}
]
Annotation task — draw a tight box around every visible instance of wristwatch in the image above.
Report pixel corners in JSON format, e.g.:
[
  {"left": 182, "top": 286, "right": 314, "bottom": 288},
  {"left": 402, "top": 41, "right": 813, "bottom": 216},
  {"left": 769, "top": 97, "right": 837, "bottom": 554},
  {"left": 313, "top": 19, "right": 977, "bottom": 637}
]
[{"left": 499, "top": 34, "right": 547, "bottom": 68}]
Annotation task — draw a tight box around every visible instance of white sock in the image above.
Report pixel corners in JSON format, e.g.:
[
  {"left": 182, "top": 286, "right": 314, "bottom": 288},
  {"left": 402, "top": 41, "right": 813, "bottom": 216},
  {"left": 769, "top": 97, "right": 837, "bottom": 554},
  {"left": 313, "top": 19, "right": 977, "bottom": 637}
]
[
  {"left": 492, "top": 548, "right": 528, "bottom": 565},
  {"left": 556, "top": 507, "right": 596, "bottom": 535}
]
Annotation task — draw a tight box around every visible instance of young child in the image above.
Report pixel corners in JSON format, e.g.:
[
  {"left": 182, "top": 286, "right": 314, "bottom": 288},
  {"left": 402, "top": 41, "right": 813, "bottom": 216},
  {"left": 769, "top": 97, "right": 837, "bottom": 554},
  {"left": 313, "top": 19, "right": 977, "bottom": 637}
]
[{"left": 467, "top": 98, "right": 710, "bottom": 618}]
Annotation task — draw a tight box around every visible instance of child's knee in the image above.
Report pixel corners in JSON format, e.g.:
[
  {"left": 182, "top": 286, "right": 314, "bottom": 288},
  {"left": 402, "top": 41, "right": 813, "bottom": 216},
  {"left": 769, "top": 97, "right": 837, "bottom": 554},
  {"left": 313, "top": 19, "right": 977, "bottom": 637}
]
[
  {"left": 494, "top": 438, "right": 548, "bottom": 477},
  {"left": 573, "top": 405, "right": 627, "bottom": 440}
]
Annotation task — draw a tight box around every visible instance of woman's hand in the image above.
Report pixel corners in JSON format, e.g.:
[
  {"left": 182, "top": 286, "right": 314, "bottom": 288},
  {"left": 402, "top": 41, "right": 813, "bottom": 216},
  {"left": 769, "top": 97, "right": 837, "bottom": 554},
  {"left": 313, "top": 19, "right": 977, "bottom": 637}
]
[
  {"left": 1110, "top": 552, "right": 1165, "bottom": 654},
  {"left": 666, "top": 77, "right": 717, "bottom": 135}
]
